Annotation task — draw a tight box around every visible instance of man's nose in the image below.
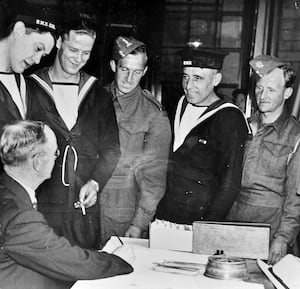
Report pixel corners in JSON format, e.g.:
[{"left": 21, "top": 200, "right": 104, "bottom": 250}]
[
  {"left": 74, "top": 52, "right": 83, "bottom": 63},
  {"left": 126, "top": 71, "right": 134, "bottom": 83},
  {"left": 186, "top": 78, "right": 193, "bottom": 89},
  {"left": 260, "top": 88, "right": 267, "bottom": 99}
]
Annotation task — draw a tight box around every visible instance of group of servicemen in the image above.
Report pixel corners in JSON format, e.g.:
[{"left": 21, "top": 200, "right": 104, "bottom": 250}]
[{"left": 1, "top": 2, "right": 300, "bottom": 289}]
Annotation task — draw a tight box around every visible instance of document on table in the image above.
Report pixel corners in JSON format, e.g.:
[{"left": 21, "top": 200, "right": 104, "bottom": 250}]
[
  {"left": 258, "top": 254, "right": 300, "bottom": 289},
  {"left": 72, "top": 237, "right": 264, "bottom": 289}
]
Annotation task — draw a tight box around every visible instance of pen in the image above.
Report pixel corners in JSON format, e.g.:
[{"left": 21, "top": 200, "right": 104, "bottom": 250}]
[{"left": 115, "top": 234, "right": 124, "bottom": 245}]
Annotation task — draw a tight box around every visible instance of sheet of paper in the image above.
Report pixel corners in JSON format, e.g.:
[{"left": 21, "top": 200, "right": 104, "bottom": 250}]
[{"left": 257, "top": 259, "right": 285, "bottom": 289}]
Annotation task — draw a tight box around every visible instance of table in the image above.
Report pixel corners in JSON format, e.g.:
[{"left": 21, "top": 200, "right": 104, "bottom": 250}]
[{"left": 72, "top": 237, "right": 274, "bottom": 289}]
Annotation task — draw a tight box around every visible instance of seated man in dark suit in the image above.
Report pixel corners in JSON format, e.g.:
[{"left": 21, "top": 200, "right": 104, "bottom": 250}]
[{"left": 0, "top": 120, "right": 134, "bottom": 289}]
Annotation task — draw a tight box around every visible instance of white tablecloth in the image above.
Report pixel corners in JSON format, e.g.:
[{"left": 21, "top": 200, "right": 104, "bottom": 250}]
[{"left": 71, "top": 237, "right": 264, "bottom": 289}]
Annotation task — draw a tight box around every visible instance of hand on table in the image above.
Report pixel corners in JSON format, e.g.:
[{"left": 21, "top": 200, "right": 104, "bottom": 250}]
[
  {"left": 125, "top": 225, "right": 143, "bottom": 238},
  {"left": 268, "top": 238, "right": 287, "bottom": 265},
  {"left": 113, "top": 245, "right": 135, "bottom": 265}
]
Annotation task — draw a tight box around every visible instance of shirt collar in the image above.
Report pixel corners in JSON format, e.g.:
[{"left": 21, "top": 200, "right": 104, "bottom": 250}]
[
  {"left": 251, "top": 108, "right": 290, "bottom": 136},
  {"left": 111, "top": 82, "right": 142, "bottom": 112}
]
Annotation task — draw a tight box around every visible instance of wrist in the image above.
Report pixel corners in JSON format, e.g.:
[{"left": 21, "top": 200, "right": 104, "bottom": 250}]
[{"left": 88, "top": 179, "right": 99, "bottom": 192}]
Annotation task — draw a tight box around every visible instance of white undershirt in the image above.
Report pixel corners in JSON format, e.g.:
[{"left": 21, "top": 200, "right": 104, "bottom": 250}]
[
  {"left": 0, "top": 74, "right": 26, "bottom": 119},
  {"left": 52, "top": 84, "right": 79, "bottom": 130},
  {"left": 173, "top": 103, "right": 207, "bottom": 151}
]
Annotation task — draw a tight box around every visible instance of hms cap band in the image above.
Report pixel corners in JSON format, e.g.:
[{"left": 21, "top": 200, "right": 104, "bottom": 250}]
[
  {"left": 16, "top": 15, "right": 56, "bottom": 31},
  {"left": 15, "top": 7, "right": 59, "bottom": 36},
  {"left": 181, "top": 48, "right": 228, "bottom": 70},
  {"left": 249, "top": 55, "right": 285, "bottom": 77},
  {"left": 112, "top": 36, "right": 145, "bottom": 60}
]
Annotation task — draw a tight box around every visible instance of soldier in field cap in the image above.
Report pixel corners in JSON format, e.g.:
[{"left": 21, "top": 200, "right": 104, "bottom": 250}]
[
  {"left": 227, "top": 54, "right": 300, "bottom": 265},
  {"left": 156, "top": 46, "right": 249, "bottom": 225},
  {"left": 99, "top": 35, "right": 171, "bottom": 244}
]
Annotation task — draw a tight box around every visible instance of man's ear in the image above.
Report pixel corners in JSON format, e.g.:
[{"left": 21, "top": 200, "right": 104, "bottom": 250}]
[
  {"left": 12, "top": 21, "right": 26, "bottom": 39},
  {"left": 32, "top": 154, "right": 42, "bottom": 173},
  {"left": 56, "top": 36, "right": 62, "bottom": 49},
  {"left": 213, "top": 72, "right": 222, "bottom": 87},
  {"left": 110, "top": 60, "right": 116, "bottom": 72},
  {"left": 283, "top": 87, "right": 293, "bottom": 100},
  {"left": 143, "top": 66, "right": 148, "bottom": 76}
]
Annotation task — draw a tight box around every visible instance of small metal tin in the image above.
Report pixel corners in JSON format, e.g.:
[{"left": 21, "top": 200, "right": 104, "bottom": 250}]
[{"left": 204, "top": 255, "right": 249, "bottom": 281}]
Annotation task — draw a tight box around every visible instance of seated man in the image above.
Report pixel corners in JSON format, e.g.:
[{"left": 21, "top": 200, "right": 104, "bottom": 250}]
[
  {"left": 0, "top": 120, "right": 133, "bottom": 289},
  {"left": 227, "top": 55, "right": 300, "bottom": 265}
]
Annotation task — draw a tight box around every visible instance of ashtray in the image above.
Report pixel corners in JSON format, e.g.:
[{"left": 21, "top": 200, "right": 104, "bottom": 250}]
[{"left": 204, "top": 255, "right": 249, "bottom": 280}]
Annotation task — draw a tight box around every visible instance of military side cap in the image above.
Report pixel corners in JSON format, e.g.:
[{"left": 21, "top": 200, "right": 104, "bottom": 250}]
[
  {"left": 15, "top": 6, "right": 59, "bottom": 38},
  {"left": 112, "top": 36, "right": 145, "bottom": 60},
  {"left": 249, "top": 55, "right": 285, "bottom": 77},
  {"left": 181, "top": 48, "right": 228, "bottom": 70}
]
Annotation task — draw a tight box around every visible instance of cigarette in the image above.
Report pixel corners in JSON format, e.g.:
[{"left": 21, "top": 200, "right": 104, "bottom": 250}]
[{"left": 81, "top": 203, "right": 86, "bottom": 215}]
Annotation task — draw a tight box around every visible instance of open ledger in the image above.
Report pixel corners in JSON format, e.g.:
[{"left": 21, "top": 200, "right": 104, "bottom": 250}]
[{"left": 257, "top": 254, "right": 300, "bottom": 289}]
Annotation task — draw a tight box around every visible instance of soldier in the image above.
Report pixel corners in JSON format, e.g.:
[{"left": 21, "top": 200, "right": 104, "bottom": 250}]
[
  {"left": 227, "top": 55, "right": 300, "bottom": 265},
  {"left": 100, "top": 36, "right": 171, "bottom": 243}
]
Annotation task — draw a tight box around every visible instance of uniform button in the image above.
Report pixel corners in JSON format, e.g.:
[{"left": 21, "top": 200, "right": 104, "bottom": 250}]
[
  {"left": 200, "top": 217, "right": 204, "bottom": 220},
  {"left": 199, "top": 206, "right": 204, "bottom": 210},
  {"left": 197, "top": 180, "right": 202, "bottom": 184}
]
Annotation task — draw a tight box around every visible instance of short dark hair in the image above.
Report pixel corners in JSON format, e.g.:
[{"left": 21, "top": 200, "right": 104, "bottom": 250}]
[
  {"left": 280, "top": 64, "right": 296, "bottom": 88},
  {"left": 61, "top": 5, "right": 96, "bottom": 39},
  {"left": 0, "top": 121, "right": 47, "bottom": 166}
]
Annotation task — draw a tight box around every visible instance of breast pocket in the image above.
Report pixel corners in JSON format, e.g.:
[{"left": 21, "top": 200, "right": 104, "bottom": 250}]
[
  {"left": 119, "top": 119, "right": 149, "bottom": 154},
  {"left": 256, "top": 141, "right": 292, "bottom": 179}
]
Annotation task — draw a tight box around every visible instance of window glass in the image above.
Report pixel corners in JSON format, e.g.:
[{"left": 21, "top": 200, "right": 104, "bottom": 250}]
[
  {"left": 223, "top": 0, "right": 244, "bottom": 11},
  {"left": 190, "top": 16, "right": 217, "bottom": 47},
  {"left": 163, "top": 11, "right": 188, "bottom": 46},
  {"left": 221, "top": 52, "right": 240, "bottom": 84},
  {"left": 220, "top": 16, "right": 242, "bottom": 48}
]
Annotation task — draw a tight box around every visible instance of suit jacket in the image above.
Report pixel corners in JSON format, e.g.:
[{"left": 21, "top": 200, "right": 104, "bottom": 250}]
[{"left": 0, "top": 173, "right": 133, "bottom": 289}]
